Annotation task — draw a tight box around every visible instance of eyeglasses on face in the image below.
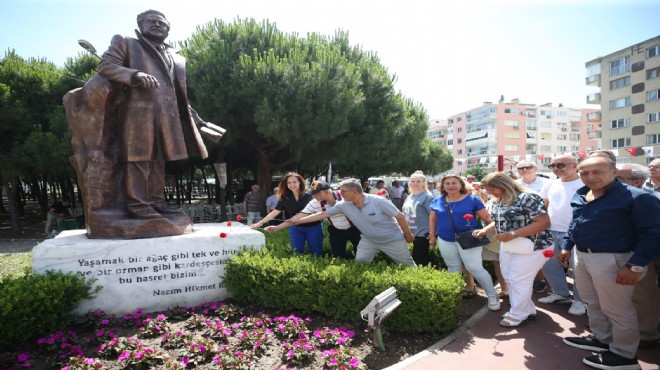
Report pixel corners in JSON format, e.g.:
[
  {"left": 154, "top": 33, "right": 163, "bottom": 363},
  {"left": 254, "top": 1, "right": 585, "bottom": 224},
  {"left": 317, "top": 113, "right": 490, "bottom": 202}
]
[
  {"left": 649, "top": 165, "right": 660, "bottom": 169},
  {"left": 517, "top": 166, "right": 533, "bottom": 171},
  {"left": 547, "top": 162, "right": 574, "bottom": 169}
]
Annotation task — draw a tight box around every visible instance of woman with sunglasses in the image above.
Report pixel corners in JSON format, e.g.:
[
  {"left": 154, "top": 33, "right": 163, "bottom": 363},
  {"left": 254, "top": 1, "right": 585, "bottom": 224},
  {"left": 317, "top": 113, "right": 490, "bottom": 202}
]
[
  {"left": 251, "top": 172, "right": 323, "bottom": 256},
  {"left": 479, "top": 172, "right": 554, "bottom": 327}
]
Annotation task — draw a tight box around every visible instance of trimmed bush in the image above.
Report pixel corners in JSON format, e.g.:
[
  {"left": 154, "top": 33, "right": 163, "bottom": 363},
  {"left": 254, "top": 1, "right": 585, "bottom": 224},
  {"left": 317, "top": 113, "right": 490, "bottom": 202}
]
[
  {"left": 0, "top": 270, "right": 99, "bottom": 350},
  {"left": 225, "top": 246, "right": 463, "bottom": 333}
]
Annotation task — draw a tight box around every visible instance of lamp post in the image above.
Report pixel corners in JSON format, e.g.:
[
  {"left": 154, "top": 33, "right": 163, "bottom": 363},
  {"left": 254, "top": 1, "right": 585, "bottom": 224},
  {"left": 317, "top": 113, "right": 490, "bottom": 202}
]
[{"left": 78, "top": 39, "right": 100, "bottom": 59}]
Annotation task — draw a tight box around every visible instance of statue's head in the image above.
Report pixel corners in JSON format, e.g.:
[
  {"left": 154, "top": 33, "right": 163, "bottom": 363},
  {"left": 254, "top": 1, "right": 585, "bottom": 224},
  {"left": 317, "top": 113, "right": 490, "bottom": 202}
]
[{"left": 137, "top": 10, "right": 170, "bottom": 43}]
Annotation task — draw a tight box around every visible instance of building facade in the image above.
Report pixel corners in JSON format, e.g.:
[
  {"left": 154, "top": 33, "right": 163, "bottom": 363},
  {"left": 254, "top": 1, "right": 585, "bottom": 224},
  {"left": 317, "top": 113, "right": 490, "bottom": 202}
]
[
  {"left": 585, "top": 35, "right": 660, "bottom": 164},
  {"left": 429, "top": 99, "right": 599, "bottom": 174}
]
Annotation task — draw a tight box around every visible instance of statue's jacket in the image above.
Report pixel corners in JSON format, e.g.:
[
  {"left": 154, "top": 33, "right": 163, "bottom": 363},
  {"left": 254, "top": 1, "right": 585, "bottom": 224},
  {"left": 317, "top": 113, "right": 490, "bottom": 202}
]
[{"left": 97, "top": 31, "right": 208, "bottom": 163}]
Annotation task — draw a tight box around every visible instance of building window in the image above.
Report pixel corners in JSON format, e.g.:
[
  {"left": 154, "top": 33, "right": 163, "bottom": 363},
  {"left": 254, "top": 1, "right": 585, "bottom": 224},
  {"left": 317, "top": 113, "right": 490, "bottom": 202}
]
[
  {"left": 648, "top": 134, "right": 660, "bottom": 145},
  {"left": 610, "top": 118, "right": 631, "bottom": 129},
  {"left": 570, "top": 133, "right": 580, "bottom": 141},
  {"left": 504, "top": 145, "right": 518, "bottom": 151},
  {"left": 648, "top": 45, "right": 660, "bottom": 58},
  {"left": 611, "top": 138, "right": 631, "bottom": 148},
  {"left": 648, "top": 67, "right": 660, "bottom": 80},
  {"left": 539, "top": 121, "right": 552, "bottom": 128},
  {"left": 447, "top": 139, "right": 453, "bottom": 145},
  {"left": 609, "top": 76, "right": 631, "bottom": 90},
  {"left": 457, "top": 127, "right": 462, "bottom": 132},
  {"left": 609, "top": 56, "right": 630, "bottom": 76},
  {"left": 504, "top": 108, "right": 519, "bottom": 114},
  {"left": 648, "top": 89, "right": 659, "bottom": 102},
  {"left": 457, "top": 149, "right": 463, "bottom": 155},
  {"left": 649, "top": 112, "right": 660, "bottom": 123},
  {"left": 541, "top": 145, "right": 551, "bottom": 152},
  {"left": 609, "top": 97, "right": 631, "bottom": 110},
  {"left": 504, "top": 120, "right": 519, "bottom": 126},
  {"left": 557, "top": 146, "right": 567, "bottom": 153}
]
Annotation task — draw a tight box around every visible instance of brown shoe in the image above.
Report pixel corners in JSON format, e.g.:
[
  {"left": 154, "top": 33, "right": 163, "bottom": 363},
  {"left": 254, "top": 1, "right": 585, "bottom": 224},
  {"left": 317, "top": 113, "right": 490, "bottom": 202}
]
[
  {"left": 638, "top": 339, "right": 659, "bottom": 348},
  {"left": 128, "top": 206, "right": 161, "bottom": 219}
]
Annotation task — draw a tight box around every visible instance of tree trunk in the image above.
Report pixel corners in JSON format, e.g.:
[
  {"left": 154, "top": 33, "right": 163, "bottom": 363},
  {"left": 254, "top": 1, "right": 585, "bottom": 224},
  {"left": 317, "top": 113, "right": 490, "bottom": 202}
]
[
  {"left": 7, "top": 177, "right": 22, "bottom": 236},
  {"left": 257, "top": 148, "right": 272, "bottom": 197}
]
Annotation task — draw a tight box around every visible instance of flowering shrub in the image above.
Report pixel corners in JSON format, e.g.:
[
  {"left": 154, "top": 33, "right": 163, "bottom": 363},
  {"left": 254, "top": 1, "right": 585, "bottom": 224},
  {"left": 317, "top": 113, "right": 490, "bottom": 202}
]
[
  {"left": 236, "top": 328, "right": 272, "bottom": 355},
  {"left": 180, "top": 337, "right": 217, "bottom": 366},
  {"left": 184, "top": 314, "right": 210, "bottom": 331},
  {"left": 280, "top": 337, "right": 317, "bottom": 365},
  {"left": 0, "top": 351, "right": 32, "bottom": 369},
  {"left": 97, "top": 336, "right": 141, "bottom": 358},
  {"left": 272, "top": 315, "right": 310, "bottom": 340},
  {"left": 121, "top": 307, "right": 146, "bottom": 328},
  {"left": 37, "top": 331, "right": 84, "bottom": 367},
  {"left": 161, "top": 330, "right": 193, "bottom": 349},
  {"left": 165, "top": 305, "right": 196, "bottom": 320},
  {"left": 322, "top": 346, "right": 365, "bottom": 369},
  {"left": 138, "top": 314, "right": 171, "bottom": 338},
  {"left": 202, "top": 318, "right": 234, "bottom": 343},
  {"left": 213, "top": 344, "right": 254, "bottom": 369},
  {"left": 238, "top": 313, "right": 273, "bottom": 330},
  {"left": 313, "top": 326, "right": 355, "bottom": 347},
  {"left": 116, "top": 344, "right": 167, "bottom": 369},
  {"left": 61, "top": 356, "right": 104, "bottom": 370}
]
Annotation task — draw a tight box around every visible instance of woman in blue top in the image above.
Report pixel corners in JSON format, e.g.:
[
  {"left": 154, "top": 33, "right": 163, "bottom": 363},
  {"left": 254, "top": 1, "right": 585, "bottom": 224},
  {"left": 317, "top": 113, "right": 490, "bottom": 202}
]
[
  {"left": 429, "top": 175, "right": 500, "bottom": 311},
  {"left": 251, "top": 172, "right": 323, "bottom": 256}
]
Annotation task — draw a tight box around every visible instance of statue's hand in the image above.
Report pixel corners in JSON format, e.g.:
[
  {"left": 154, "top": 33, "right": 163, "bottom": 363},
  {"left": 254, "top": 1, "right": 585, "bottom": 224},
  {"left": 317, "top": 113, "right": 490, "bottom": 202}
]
[{"left": 134, "top": 72, "right": 161, "bottom": 88}]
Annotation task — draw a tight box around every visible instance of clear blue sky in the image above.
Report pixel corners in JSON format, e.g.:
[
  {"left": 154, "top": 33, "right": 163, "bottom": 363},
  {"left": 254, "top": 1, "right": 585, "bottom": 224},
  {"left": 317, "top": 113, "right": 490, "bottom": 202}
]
[{"left": 1, "top": 0, "right": 658, "bottom": 118}]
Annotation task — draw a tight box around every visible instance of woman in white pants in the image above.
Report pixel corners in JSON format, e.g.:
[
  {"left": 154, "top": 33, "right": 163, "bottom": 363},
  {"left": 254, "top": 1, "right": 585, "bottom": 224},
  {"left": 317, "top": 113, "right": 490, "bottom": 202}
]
[{"left": 477, "top": 172, "right": 554, "bottom": 327}]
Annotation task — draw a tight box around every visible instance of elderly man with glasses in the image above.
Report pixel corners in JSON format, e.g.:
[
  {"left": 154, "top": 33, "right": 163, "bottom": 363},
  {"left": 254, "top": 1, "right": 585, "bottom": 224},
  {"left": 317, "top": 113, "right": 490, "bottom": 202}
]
[
  {"left": 291, "top": 178, "right": 416, "bottom": 266},
  {"left": 538, "top": 154, "right": 587, "bottom": 315},
  {"left": 516, "top": 160, "right": 549, "bottom": 194},
  {"left": 645, "top": 158, "right": 660, "bottom": 192}
]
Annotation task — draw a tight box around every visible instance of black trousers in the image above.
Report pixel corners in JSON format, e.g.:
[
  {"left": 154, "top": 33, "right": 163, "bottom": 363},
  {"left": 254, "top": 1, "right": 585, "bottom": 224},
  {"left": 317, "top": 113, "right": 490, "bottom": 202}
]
[
  {"left": 328, "top": 224, "right": 361, "bottom": 259},
  {"left": 412, "top": 234, "right": 431, "bottom": 266}
]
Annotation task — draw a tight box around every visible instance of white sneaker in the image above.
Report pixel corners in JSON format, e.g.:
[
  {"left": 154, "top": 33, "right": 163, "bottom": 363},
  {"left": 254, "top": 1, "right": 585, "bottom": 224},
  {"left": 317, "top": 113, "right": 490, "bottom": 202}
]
[
  {"left": 488, "top": 295, "right": 501, "bottom": 311},
  {"left": 568, "top": 300, "right": 587, "bottom": 316},
  {"left": 538, "top": 293, "right": 572, "bottom": 304}
]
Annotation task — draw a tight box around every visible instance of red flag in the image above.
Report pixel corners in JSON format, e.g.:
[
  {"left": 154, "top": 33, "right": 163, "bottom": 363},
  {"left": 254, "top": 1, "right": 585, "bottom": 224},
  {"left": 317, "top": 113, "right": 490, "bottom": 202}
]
[
  {"left": 537, "top": 153, "right": 544, "bottom": 160},
  {"left": 471, "top": 158, "right": 477, "bottom": 164},
  {"left": 624, "top": 147, "right": 636, "bottom": 156},
  {"left": 577, "top": 150, "right": 586, "bottom": 159}
]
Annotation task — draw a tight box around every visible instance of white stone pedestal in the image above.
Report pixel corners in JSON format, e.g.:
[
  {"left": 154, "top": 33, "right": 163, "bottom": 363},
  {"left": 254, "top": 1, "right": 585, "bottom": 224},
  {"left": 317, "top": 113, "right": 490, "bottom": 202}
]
[{"left": 32, "top": 223, "right": 264, "bottom": 315}]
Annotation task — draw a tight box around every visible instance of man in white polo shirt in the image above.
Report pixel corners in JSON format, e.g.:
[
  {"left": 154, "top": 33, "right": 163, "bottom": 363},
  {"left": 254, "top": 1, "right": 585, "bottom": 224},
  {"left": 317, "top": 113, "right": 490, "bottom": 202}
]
[
  {"left": 304, "top": 181, "right": 361, "bottom": 259},
  {"left": 293, "top": 178, "right": 416, "bottom": 266}
]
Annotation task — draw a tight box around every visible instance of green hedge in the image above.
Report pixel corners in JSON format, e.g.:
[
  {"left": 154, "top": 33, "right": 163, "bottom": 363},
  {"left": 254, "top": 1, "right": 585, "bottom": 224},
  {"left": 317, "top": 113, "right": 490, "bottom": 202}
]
[
  {"left": 0, "top": 270, "right": 98, "bottom": 350},
  {"left": 225, "top": 229, "right": 464, "bottom": 333}
]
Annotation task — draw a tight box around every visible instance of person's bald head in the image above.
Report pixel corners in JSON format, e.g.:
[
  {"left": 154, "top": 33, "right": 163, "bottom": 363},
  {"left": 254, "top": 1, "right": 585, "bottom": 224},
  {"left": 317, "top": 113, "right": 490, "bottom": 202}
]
[{"left": 578, "top": 156, "right": 617, "bottom": 194}]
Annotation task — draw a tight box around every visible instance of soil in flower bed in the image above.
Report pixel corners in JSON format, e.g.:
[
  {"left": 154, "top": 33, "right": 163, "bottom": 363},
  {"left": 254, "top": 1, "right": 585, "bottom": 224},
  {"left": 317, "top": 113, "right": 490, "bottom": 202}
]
[{"left": 1, "top": 294, "right": 486, "bottom": 370}]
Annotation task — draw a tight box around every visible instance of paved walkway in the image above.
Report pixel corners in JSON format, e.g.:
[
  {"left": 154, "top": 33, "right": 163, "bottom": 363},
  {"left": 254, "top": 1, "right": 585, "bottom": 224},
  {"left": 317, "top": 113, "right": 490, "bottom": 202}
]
[{"left": 386, "top": 293, "right": 659, "bottom": 370}]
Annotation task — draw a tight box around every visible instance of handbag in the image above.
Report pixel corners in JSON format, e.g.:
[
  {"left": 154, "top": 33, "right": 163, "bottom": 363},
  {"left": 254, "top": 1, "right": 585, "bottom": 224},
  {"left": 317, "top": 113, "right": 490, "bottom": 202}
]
[
  {"left": 495, "top": 202, "right": 535, "bottom": 254},
  {"left": 500, "top": 237, "right": 534, "bottom": 254},
  {"left": 445, "top": 200, "right": 490, "bottom": 249}
]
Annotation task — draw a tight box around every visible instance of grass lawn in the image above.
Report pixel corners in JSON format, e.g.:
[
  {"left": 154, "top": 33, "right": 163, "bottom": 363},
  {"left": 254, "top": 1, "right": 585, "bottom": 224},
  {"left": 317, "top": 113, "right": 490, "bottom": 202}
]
[{"left": 0, "top": 252, "right": 31, "bottom": 278}]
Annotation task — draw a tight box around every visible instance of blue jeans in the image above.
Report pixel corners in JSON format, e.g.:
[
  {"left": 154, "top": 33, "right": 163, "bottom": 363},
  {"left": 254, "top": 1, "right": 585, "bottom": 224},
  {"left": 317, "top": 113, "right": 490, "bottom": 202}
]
[
  {"left": 289, "top": 224, "right": 324, "bottom": 256},
  {"left": 439, "top": 239, "right": 496, "bottom": 297},
  {"left": 542, "top": 230, "right": 581, "bottom": 301}
]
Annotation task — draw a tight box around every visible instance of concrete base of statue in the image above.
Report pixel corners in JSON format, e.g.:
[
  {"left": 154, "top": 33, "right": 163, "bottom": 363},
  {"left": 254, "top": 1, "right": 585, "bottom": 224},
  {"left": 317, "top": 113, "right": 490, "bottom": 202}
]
[{"left": 31, "top": 223, "right": 264, "bottom": 315}]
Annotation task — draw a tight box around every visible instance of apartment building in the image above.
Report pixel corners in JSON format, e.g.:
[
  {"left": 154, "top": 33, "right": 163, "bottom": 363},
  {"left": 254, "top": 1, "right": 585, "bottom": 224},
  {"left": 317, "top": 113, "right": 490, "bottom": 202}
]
[
  {"left": 585, "top": 35, "right": 660, "bottom": 164},
  {"left": 429, "top": 98, "right": 599, "bottom": 174}
]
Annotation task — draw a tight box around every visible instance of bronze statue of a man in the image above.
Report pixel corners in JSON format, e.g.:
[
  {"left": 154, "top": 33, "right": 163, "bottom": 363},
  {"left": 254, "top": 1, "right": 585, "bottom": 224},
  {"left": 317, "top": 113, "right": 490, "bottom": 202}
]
[
  {"left": 98, "top": 10, "right": 223, "bottom": 219},
  {"left": 63, "top": 10, "right": 224, "bottom": 238}
]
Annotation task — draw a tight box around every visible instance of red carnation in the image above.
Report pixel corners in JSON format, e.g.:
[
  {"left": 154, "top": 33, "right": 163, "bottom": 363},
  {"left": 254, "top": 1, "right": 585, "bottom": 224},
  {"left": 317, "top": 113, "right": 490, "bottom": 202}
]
[
  {"left": 219, "top": 232, "right": 228, "bottom": 238},
  {"left": 226, "top": 221, "right": 232, "bottom": 226},
  {"left": 236, "top": 215, "right": 243, "bottom": 221},
  {"left": 542, "top": 249, "right": 554, "bottom": 258},
  {"left": 463, "top": 214, "right": 474, "bottom": 221}
]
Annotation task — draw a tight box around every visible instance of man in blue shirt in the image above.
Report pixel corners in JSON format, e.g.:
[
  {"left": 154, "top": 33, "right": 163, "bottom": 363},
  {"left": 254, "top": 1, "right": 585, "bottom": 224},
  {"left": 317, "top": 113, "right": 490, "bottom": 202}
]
[{"left": 559, "top": 156, "right": 660, "bottom": 370}]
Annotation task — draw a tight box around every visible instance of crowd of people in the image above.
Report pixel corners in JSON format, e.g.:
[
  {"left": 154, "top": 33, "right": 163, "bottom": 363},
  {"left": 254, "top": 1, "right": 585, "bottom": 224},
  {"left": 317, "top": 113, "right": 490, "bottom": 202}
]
[{"left": 242, "top": 153, "right": 658, "bottom": 370}]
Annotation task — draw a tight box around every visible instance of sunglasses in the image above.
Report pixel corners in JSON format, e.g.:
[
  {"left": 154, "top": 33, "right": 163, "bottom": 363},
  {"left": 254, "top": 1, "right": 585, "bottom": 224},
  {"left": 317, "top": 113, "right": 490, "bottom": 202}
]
[
  {"left": 547, "top": 162, "right": 574, "bottom": 169},
  {"left": 517, "top": 166, "right": 533, "bottom": 171}
]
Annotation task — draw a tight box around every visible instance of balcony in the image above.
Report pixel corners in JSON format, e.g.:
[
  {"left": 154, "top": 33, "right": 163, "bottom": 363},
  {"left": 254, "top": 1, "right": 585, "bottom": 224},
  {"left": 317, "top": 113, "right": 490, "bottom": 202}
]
[
  {"left": 588, "top": 131, "right": 602, "bottom": 139},
  {"left": 586, "top": 74, "right": 601, "bottom": 87},
  {"left": 609, "top": 64, "right": 630, "bottom": 77},
  {"left": 587, "top": 112, "right": 601, "bottom": 122},
  {"left": 587, "top": 93, "right": 601, "bottom": 104}
]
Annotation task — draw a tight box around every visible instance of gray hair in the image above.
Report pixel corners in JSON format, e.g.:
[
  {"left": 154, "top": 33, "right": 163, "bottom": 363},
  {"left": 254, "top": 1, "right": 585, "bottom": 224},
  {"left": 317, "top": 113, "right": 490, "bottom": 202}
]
[
  {"left": 588, "top": 150, "right": 616, "bottom": 163},
  {"left": 339, "top": 178, "right": 363, "bottom": 193},
  {"left": 621, "top": 163, "right": 650, "bottom": 180}
]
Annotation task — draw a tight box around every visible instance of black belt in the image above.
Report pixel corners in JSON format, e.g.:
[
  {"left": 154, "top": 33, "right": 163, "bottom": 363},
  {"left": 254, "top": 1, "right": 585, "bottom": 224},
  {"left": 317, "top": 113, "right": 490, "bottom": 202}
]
[{"left": 577, "top": 246, "right": 626, "bottom": 254}]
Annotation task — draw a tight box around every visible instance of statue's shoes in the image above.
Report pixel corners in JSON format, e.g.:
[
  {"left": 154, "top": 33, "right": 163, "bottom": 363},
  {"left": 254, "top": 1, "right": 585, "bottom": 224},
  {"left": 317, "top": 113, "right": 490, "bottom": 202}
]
[
  {"left": 128, "top": 207, "right": 162, "bottom": 219},
  {"left": 153, "top": 205, "right": 181, "bottom": 215}
]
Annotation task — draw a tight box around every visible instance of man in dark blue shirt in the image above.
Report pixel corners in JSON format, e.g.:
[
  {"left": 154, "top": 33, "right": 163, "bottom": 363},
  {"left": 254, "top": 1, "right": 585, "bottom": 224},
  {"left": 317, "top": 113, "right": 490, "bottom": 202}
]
[{"left": 558, "top": 156, "right": 660, "bottom": 370}]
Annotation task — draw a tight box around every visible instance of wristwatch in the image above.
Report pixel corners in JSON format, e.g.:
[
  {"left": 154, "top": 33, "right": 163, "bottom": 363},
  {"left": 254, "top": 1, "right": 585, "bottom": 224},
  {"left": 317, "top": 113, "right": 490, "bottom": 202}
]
[
  {"left": 625, "top": 263, "right": 644, "bottom": 273},
  {"left": 509, "top": 231, "right": 517, "bottom": 238}
]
